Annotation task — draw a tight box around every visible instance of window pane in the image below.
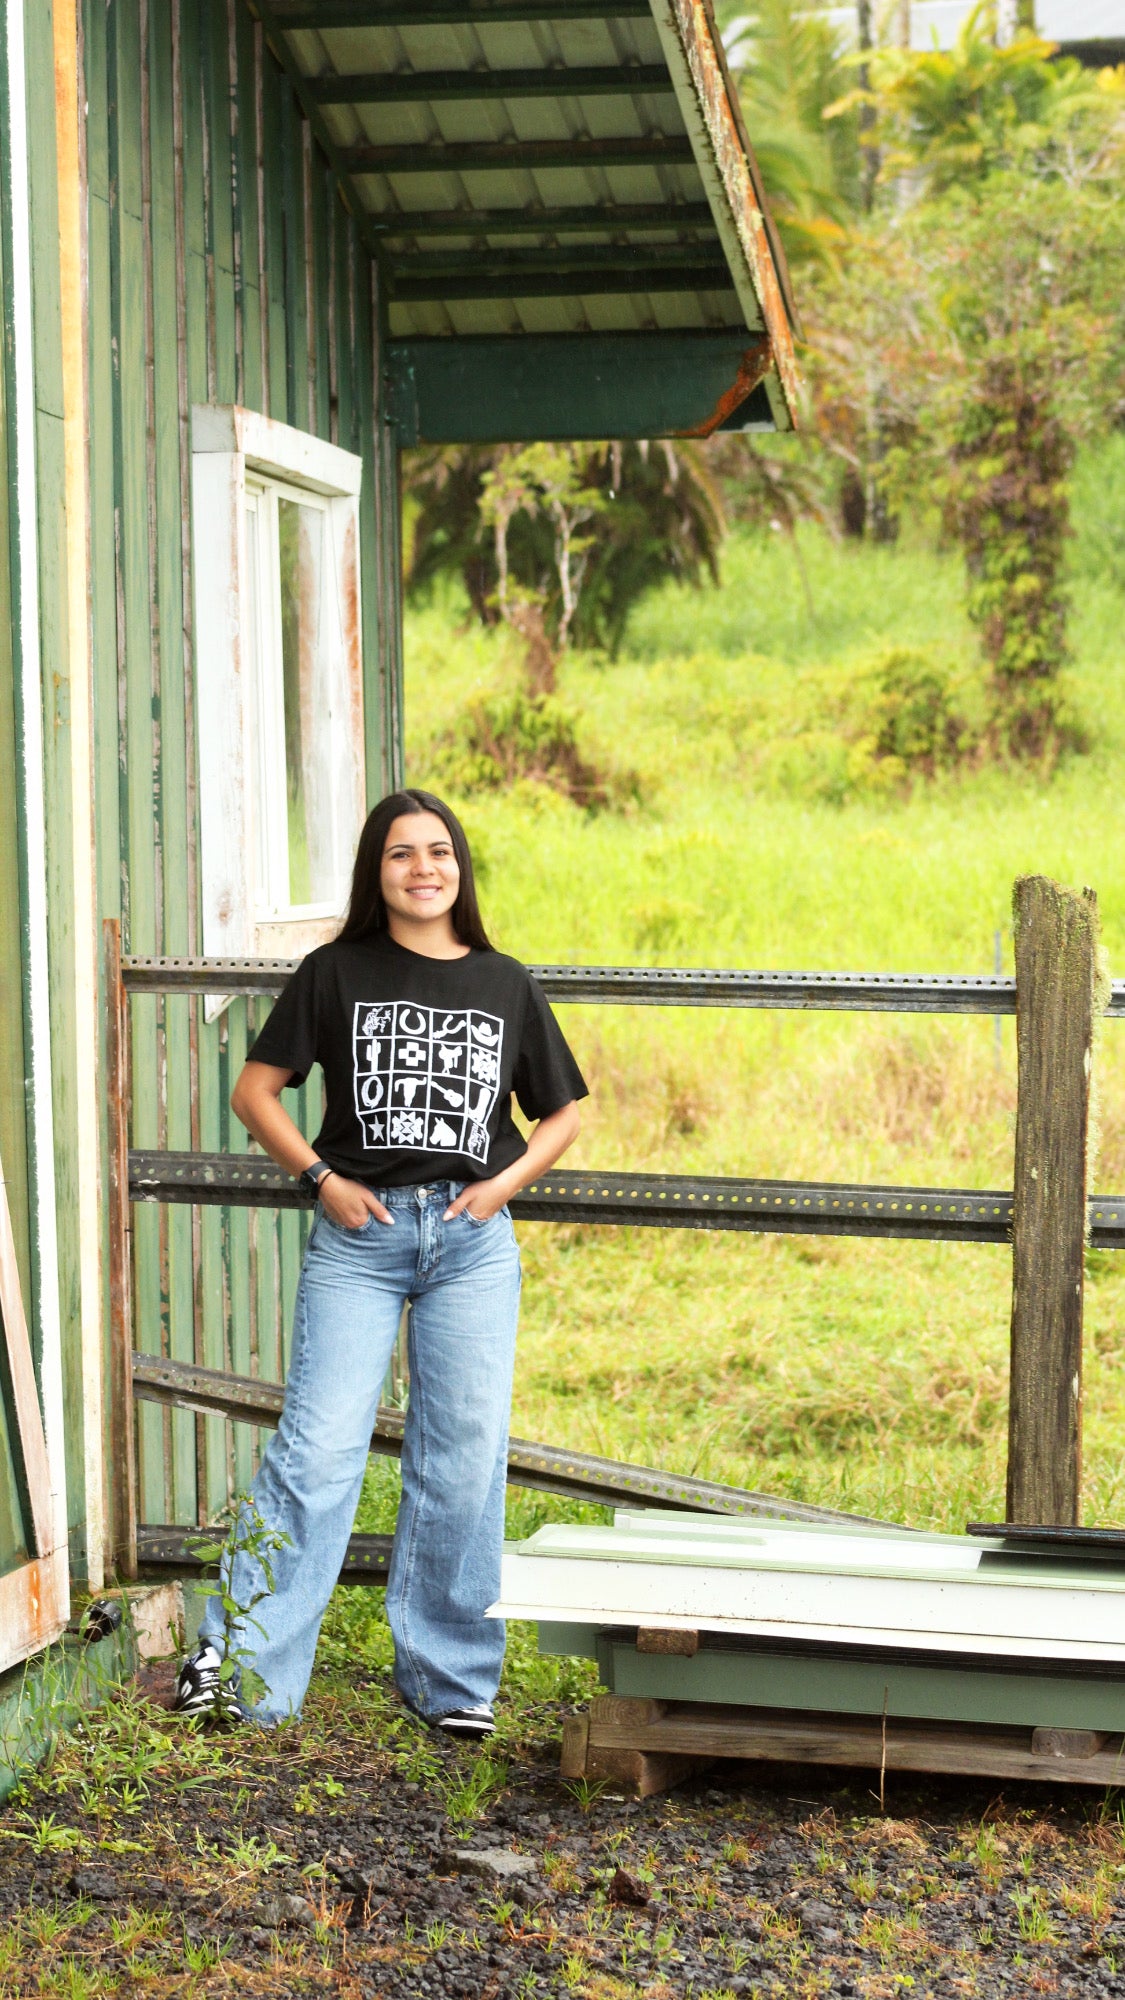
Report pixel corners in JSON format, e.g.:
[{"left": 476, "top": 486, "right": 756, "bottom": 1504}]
[
  {"left": 278, "top": 498, "right": 326, "bottom": 906},
  {"left": 244, "top": 498, "right": 270, "bottom": 907}
]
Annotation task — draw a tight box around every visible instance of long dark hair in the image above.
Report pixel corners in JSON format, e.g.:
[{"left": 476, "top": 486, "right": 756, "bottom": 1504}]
[{"left": 337, "top": 789, "right": 492, "bottom": 950}]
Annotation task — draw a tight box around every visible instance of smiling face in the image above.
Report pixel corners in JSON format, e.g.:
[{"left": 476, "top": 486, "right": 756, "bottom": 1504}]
[{"left": 379, "top": 810, "right": 463, "bottom": 952}]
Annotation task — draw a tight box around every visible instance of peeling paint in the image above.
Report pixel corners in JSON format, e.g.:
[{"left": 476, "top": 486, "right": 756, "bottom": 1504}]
[
  {"left": 659, "top": 0, "right": 801, "bottom": 425},
  {"left": 675, "top": 336, "right": 772, "bottom": 437}
]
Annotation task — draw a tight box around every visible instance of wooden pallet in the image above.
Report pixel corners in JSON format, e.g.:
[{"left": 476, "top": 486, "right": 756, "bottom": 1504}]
[{"left": 560, "top": 1695, "right": 1125, "bottom": 1799}]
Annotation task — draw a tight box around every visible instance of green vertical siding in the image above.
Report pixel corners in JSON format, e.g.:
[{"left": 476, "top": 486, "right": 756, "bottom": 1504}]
[
  {"left": 20, "top": 0, "right": 92, "bottom": 1568},
  {"left": 82, "top": 0, "right": 402, "bottom": 1536},
  {"left": 0, "top": 65, "right": 36, "bottom": 1576}
]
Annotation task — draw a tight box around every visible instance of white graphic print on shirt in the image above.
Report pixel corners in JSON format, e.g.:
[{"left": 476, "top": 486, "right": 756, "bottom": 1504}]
[{"left": 351, "top": 1002, "right": 504, "bottom": 1161}]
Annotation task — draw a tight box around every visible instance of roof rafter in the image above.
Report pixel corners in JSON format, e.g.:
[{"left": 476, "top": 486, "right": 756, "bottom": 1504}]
[
  {"left": 343, "top": 135, "right": 696, "bottom": 174},
  {"left": 264, "top": 1, "right": 652, "bottom": 24},
  {"left": 307, "top": 66, "right": 674, "bottom": 104},
  {"left": 368, "top": 200, "right": 717, "bottom": 236},
  {"left": 385, "top": 242, "right": 721, "bottom": 275},
  {"left": 390, "top": 262, "right": 732, "bottom": 299}
]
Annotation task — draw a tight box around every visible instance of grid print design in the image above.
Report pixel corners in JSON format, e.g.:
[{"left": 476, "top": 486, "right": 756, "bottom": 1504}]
[{"left": 352, "top": 1001, "right": 504, "bottom": 1162}]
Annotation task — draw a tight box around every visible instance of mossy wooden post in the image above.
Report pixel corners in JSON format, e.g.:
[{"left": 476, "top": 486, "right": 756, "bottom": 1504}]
[{"left": 1007, "top": 876, "right": 1100, "bottom": 1526}]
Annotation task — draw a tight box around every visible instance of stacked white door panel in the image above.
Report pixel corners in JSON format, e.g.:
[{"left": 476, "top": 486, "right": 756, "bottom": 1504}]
[{"left": 492, "top": 1512, "right": 1125, "bottom": 1667}]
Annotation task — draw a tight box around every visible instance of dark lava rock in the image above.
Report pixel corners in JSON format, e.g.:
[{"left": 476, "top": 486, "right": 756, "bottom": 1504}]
[
  {"left": 800, "top": 1897, "right": 836, "bottom": 1926},
  {"left": 69, "top": 1869, "right": 119, "bottom": 1901},
  {"left": 438, "top": 1849, "right": 538, "bottom": 1885},
  {"left": 253, "top": 1891, "right": 317, "bottom": 1930},
  {"left": 608, "top": 1866, "right": 650, "bottom": 1907}
]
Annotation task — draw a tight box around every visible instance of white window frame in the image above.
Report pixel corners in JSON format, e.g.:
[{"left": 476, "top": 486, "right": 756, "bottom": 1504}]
[{"left": 191, "top": 405, "right": 365, "bottom": 1000}]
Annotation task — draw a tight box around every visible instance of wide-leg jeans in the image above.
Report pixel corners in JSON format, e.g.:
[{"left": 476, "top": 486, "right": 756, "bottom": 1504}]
[{"left": 198, "top": 1181, "right": 522, "bottom": 1723}]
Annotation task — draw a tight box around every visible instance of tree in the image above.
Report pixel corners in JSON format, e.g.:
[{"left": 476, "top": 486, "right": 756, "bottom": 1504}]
[
  {"left": 721, "top": 0, "right": 859, "bottom": 266},
  {"left": 842, "top": 2, "right": 1125, "bottom": 195},
  {"left": 907, "top": 174, "right": 1125, "bottom": 753},
  {"left": 809, "top": 9, "right": 1125, "bottom": 754},
  {"left": 404, "top": 439, "right": 725, "bottom": 664}
]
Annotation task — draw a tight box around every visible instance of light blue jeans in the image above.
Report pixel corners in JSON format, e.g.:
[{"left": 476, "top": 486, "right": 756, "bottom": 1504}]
[{"left": 199, "top": 1182, "right": 522, "bottom": 1723}]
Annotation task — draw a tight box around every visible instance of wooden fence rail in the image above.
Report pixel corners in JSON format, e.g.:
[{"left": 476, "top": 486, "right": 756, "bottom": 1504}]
[{"left": 107, "top": 875, "right": 1118, "bottom": 1579}]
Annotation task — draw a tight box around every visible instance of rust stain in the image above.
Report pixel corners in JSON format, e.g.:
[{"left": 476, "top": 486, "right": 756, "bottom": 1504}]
[
  {"left": 676, "top": 336, "right": 772, "bottom": 437},
  {"left": 0, "top": 1553, "right": 70, "bottom": 1672},
  {"left": 341, "top": 513, "right": 366, "bottom": 818},
  {"left": 671, "top": 0, "right": 801, "bottom": 423}
]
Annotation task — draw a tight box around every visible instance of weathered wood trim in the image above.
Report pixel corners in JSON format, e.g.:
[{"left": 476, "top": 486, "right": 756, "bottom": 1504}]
[
  {"left": 1007, "top": 876, "right": 1101, "bottom": 1526},
  {"left": 648, "top": 0, "right": 799, "bottom": 426},
  {"left": 2, "top": 0, "right": 68, "bottom": 1584},
  {"left": 52, "top": 0, "right": 105, "bottom": 1582},
  {"left": 0, "top": 1551, "right": 70, "bottom": 1677},
  {"left": 0, "top": 1145, "right": 54, "bottom": 1562},
  {"left": 192, "top": 400, "right": 362, "bottom": 491},
  {"left": 104, "top": 921, "right": 138, "bottom": 1579}
]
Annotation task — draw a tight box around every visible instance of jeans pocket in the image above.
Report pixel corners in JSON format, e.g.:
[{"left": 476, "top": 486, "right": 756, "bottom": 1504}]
[
  {"left": 324, "top": 1211, "right": 375, "bottom": 1236},
  {"left": 463, "top": 1208, "right": 493, "bottom": 1229}
]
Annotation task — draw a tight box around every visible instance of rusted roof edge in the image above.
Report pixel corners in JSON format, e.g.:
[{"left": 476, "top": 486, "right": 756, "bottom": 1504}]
[{"left": 648, "top": 0, "right": 801, "bottom": 428}]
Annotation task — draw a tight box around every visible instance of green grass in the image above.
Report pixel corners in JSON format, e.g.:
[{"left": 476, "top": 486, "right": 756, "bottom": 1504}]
[{"left": 397, "top": 440, "right": 1125, "bottom": 1536}]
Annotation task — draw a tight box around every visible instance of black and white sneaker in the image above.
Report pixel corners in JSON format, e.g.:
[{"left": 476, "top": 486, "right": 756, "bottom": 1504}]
[
  {"left": 172, "top": 1643, "right": 244, "bottom": 1723},
  {"left": 433, "top": 1703, "right": 496, "bottom": 1741}
]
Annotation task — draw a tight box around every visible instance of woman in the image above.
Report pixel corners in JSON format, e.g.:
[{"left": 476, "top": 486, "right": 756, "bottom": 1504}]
[{"left": 174, "top": 789, "right": 585, "bottom": 1736}]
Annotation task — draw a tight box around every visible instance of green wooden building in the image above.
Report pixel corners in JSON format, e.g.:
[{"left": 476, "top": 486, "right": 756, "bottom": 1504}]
[{"left": 0, "top": 0, "right": 796, "bottom": 1681}]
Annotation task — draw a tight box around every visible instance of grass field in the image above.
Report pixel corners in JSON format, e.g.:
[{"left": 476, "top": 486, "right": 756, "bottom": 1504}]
[{"left": 387, "top": 439, "right": 1125, "bottom": 1543}]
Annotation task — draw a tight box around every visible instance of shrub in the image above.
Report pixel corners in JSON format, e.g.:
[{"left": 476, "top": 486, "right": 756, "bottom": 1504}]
[
  {"left": 755, "top": 645, "right": 987, "bottom": 803},
  {"left": 427, "top": 688, "right": 642, "bottom": 812}
]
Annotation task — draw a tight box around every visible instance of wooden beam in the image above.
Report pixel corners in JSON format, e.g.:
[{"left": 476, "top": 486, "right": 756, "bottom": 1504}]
[
  {"left": 306, "top": 66, "right": 675, "bottom": 104},
  {"left": 1007, "top": 876, "right": 1103, "bottom": 1526},
  {"left": 342, "top": 135, "right": 696, "bottom": 175},
  {"left": 369, "top": 200, "right": 718, "bottom": 237},
  {"left": 386, "top": 330, "right": 776, "bottom": 442},
  {"left": 571, "top": 1698, "right": 1125, "bottom": 1794}
]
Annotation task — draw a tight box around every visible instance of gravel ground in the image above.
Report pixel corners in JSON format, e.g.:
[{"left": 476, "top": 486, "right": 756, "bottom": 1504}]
[{"left": 2, "top": 1662, "right": 1125, "bottom": 1997}]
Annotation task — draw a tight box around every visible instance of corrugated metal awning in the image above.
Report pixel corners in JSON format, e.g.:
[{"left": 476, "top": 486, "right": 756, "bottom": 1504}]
[{"left": 253, "top": 0, "right": 799, "bottom": 438}]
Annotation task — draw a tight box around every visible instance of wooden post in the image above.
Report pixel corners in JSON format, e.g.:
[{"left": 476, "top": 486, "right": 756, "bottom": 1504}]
[
  {"left": 104, "top": 919, "right": 138, "bottom": 1579},
  {"left": 1007, "top": 876, "right": 1101, "bottom": 1526}
]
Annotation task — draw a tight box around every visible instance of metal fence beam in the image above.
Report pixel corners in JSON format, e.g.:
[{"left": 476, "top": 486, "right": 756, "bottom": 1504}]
[
  {"left": 131, "top": 1351, "right": 878, "bottom": 1526},
  {"left": 127, "top": 1151, "right": 1125, "bottom": 1248},
  {"left": 117, "top": 955, "right": 1125, "bottom": 1015},
  {"left": 135, "top": 1522, "right": 392, "bottom": 1586}
]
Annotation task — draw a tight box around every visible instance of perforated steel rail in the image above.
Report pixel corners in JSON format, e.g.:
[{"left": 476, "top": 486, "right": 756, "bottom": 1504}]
[
  {"left": 130, "top": 1351, "right": 877, "bottom": 1525},
  {"left": 120, "top": 954, "right": 1125, "bottom": 1014},
  {"left": 127, "top": 1149, "right": 1125, "bottom": 1247}
]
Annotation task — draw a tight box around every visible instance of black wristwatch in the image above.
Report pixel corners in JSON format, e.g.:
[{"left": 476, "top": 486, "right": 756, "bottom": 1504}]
[{"left": 299, "top": 1160, "right": 334, "bottom": 1200}]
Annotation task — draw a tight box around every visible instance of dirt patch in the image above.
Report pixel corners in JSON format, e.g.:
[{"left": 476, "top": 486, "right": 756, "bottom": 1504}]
[{"left": 2, "top": 1660, "right": 1125, "bottom": 1996}]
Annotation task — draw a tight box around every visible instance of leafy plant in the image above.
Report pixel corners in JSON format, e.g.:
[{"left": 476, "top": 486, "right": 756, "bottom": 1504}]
[
  {"left": 188, "top": 1494, "right": 293, "bottom": 1721},
  {"left": 439, "top": 1750, "right": 509, "bottom": 1824}
]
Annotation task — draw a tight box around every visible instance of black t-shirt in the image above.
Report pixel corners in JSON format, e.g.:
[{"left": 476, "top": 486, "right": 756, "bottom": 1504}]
[{"left": 247, "top": 935, "right": 588, "bottom": 1189}]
